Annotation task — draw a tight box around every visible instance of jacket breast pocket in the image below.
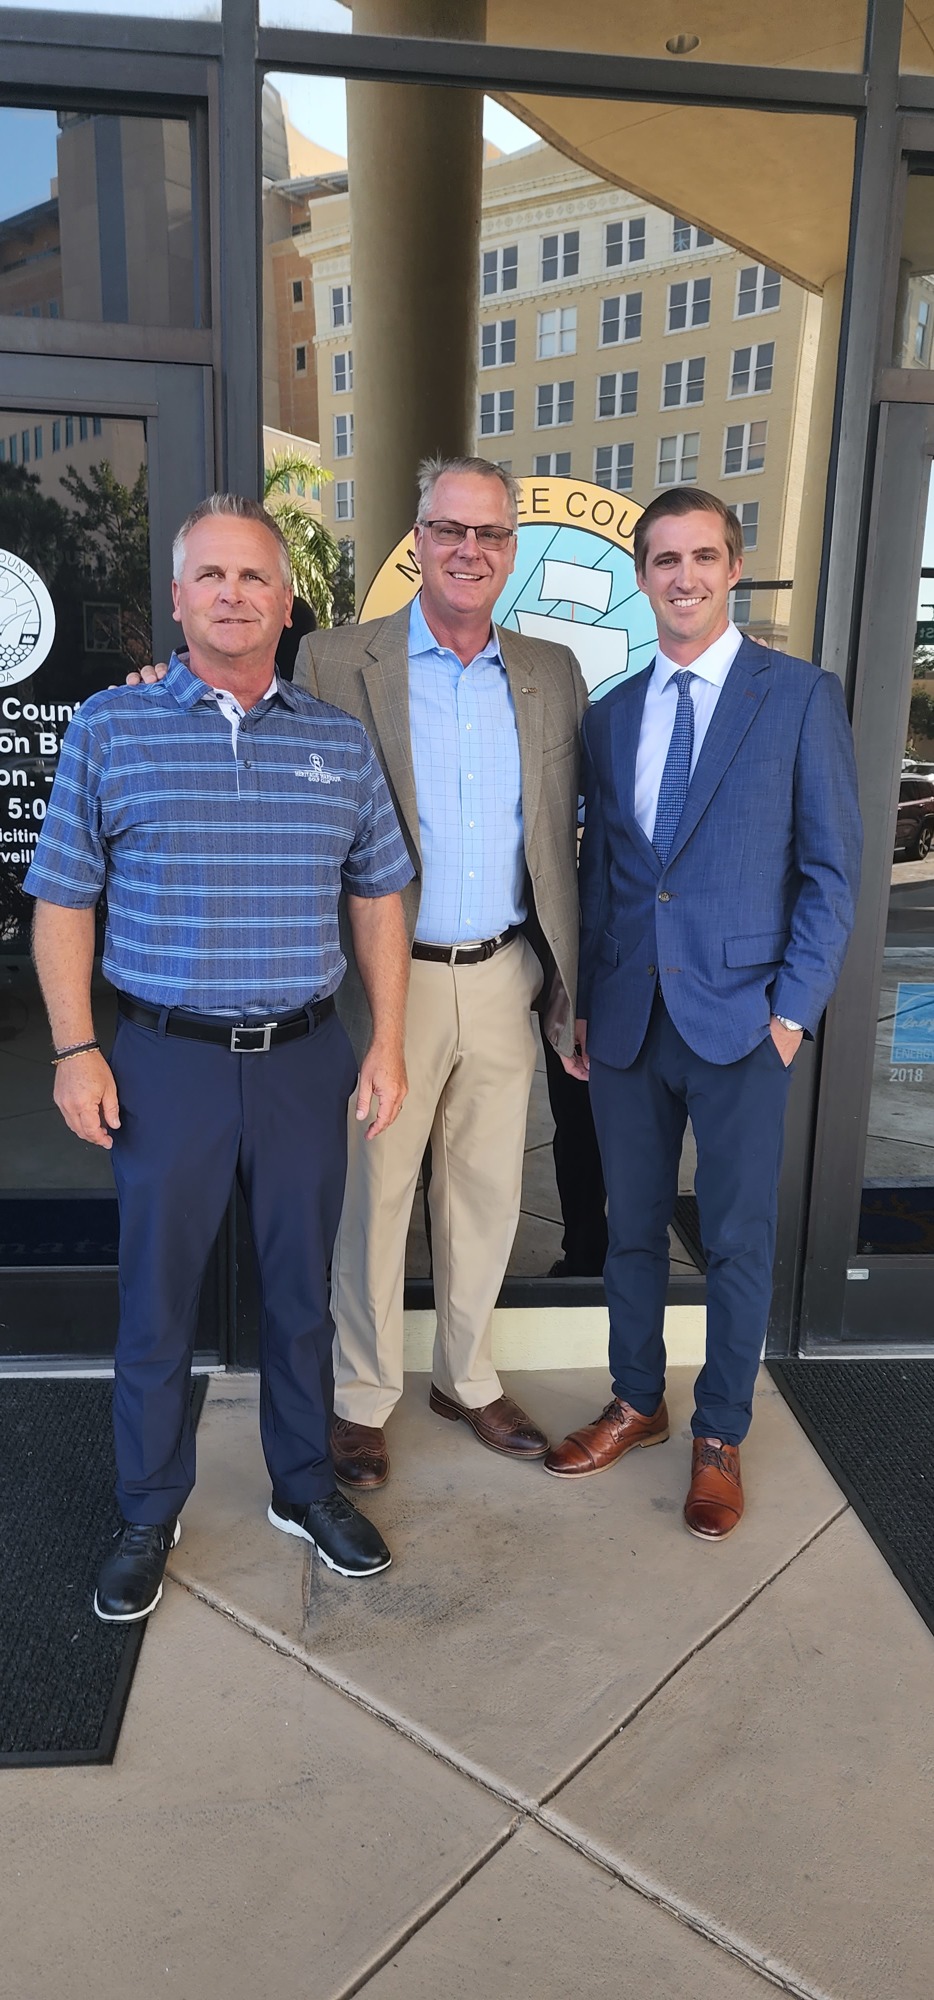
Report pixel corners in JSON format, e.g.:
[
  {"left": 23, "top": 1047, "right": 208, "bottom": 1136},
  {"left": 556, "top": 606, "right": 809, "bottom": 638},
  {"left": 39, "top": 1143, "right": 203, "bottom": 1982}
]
[{"left": 724, "top": 932, "right": 789, "bottom": 968}]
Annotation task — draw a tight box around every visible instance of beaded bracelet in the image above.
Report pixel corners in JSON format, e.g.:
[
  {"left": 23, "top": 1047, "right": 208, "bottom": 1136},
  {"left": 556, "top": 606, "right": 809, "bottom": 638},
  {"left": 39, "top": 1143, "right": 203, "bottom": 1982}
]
[{"left": 51, "top": 1040, "right": 100, "bottom": 1066}]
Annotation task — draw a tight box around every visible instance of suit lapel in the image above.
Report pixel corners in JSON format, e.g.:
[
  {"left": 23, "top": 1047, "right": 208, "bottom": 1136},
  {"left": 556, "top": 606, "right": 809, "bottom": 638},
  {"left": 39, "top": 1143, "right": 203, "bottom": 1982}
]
[
  {"left": 499, "top": 626, "right": 545, "bottom": 846},
  {"left": 664, "top": 639, "right": 771, "bottom": 866},
  {"left": 360, "top": 607, "right": 420, "bottom": 859},
  {"left": 611, "top": 668, "right": 661, "bottom": 873}
]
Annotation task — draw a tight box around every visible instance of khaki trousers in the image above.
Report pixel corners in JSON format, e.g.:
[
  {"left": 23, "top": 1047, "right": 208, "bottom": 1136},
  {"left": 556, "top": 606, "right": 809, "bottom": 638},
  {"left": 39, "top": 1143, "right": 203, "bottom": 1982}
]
[{"left": 331, "top": 934, "right": 541, "bottom": 1427}]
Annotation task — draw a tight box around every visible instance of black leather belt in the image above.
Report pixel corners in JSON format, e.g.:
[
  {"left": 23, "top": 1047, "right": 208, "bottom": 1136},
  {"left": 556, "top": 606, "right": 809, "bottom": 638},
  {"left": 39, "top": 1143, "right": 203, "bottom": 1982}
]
[
  {"left": 117, "top": 993, "right": 335, "bottom": 1052},
  {"left": 411, "top": 927, "right": 518, "bottom": 966}
]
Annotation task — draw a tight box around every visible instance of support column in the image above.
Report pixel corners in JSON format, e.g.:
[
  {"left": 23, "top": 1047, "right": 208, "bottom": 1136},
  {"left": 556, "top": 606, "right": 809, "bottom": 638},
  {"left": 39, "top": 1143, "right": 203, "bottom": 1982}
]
[
  {"left": 787, "top": 271, "right": 845, "bottom": 662},
  {"left": 348, "top": 0, "right": 486, "bottom": 605}
]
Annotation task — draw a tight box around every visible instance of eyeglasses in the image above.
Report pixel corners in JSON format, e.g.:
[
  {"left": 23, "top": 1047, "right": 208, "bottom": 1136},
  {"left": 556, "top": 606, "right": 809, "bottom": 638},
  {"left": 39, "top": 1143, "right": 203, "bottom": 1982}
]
[{"left": 422, "top": 519, "right": 516, "bottom": 550}]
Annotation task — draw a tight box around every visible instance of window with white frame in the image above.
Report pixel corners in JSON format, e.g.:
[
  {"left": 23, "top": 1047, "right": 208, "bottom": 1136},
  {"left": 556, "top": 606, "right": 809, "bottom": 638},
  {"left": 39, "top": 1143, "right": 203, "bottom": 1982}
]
[
  {"left": 479, "top": 389, "right": 514, "bottom": 435},
  {"left": 294, "top": 344, "right": 307, "bottom": 374},
  {"left": 541, "top": 231, "right": 579, "bottom": 283},
  {"left": 736, "top": 265, "right": 781, "bottom": 316},
  {"left": 330, "top": 283, "right": 352, "bottom": 329},
  {"left": 332, "top": 350, "right": 353, "bottom": 393},
  {"left": 596, "top": 370, "right": 638, "bottom": 418},
  {"left": 729, "top": 583, "right": 753, "bottom": 625},
  {"left": 729, "top": 342, "right": 774, "bottom": 396},
  {"left": 672, "top": 217, "right": 714, "bottom": 252},
  {"left": 537, "top": 306, "right": 577, "bottom": 358},
  {"left": 335, "top": 479, "right": 354, "bottom": 521},
  {"left": 334, "top": 412, "right": 354, "bottom": 458},
  {"left": 600, "top": 292, "right": 642, "bottom": 345},
  {"left": 657, "top": 432, "right": 700, "bottom": 485},
  {"left": 480, "top": 318, "right": 517, "bottom": 367},
  {"left": 292, "top": 277, "right": 304, "bottom": 306},
  {"left": 482, "top": 244, "right": 518, "bottom": 295},
  {"left": 534, "top": 452, "right": 572, "bottom": 476},
  {"left": 536, "top": 380, "right": 575, "bottom": 427},
  {"left": 723, "top": 420, "right": 767, "bottom": 475},
  {"left": 605, "top": 217, "right": 645, "bottom": 267},
  {"left": 594, "top": 442, "right": 634, "bottom": 492},
  {"left": 732, "top": 499, "right": 760, "bottom": 549},
  {"left": 667, "top": 278, "right": 711, "bottom": 331},
  {"left": 662, "top": 356, "right": 705, "bottom": 408},
  {"left": 915, "top": 298, "right": 931, "bottom": 363}
]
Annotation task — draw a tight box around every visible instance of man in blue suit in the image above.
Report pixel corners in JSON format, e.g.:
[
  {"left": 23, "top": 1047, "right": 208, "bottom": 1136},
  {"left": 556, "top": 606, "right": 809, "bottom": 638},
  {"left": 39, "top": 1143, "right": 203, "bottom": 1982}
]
[{"left": 544, "top": 487, "right": 861, "bottom": 1537}]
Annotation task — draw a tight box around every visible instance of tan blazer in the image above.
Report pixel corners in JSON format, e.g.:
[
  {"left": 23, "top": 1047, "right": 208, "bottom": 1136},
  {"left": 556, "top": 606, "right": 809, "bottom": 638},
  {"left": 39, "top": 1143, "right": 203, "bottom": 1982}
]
[{"left": 294, "top": 603, "right": 588, "bottom": 1059}]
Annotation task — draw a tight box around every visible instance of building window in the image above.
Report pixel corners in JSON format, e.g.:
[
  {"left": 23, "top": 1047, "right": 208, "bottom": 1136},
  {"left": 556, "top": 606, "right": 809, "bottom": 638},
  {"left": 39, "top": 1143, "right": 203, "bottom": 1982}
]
[
  {"left": 21, "top": 430, "right": 30, "bottom": 464},
  {"left": 723, "top": 420, "right": 768, "bottom": 475},
  {"left": 596, "top": 370, "right": 638, "bottom": 418},
  {"left": 736, "top": 264, "right": 781, "bottom": 316},
  {"left": 51, "top": 419, "right": 61, "bottom": 453},
  {"left": 537, "top": 307, "right": 577, "bottom": 358},
  {"left": 49, "top": 299, "right": 60, "bottom": 319},
  {"left": 295, "top": 345, "right": 307, "bottom": 374},
  {"left": 33, "top": 426, "right": 42, "bottom": 461},
  {"left": 480, "top": 318, "right": 517, "bottom": 368},
  {"left": 479, "top": 389, "right": 514, "bottom": 436},
  {"left": 605, "top": 217, "right": 645, "bottom": 268},
  {"left": 330, "top": 283, "right": 352, "bottom": 329},
  {"left": 65, "top": 415, "right": 74, "bottom": 447},
  {"left": 600, "top": 292, "right": 642, "bottom": 345},
  {"left": 730, "top": 342, "right": 775, "bottom": 396},
  {"left": 536, "top": 380, "right": 575, "bottom": 427},
  {"left": 534, "top": 452, "right": 572, "bottom": 476},
  {"left": 292, "top": 277, "right": 304, "bottom": 306},
  {"left": 672, "top": 217, "right": 714, "bottom": 252},
  {"left": 729, "top": 584, "right": 753, "bottom": 625},
  {"left": 335, "top": 479, "right": 354, "bottom": 521},
  {"left": 667, "top": 278, "right": 711, "bottom": 332},
  {"left": 657, "top": 432, "right": 700, "bottom": 485},
  {"left": 732, "top": 500, "right": 760, "bottom": 549},
  {"left": 334, "top": 412, "right": 354, "bottom": 458},
  {"left": 541, "top": 230, "right": 579, "bottom": 283},
  {"left": 0, "top": 440, "right": 5, "bottom": 463},
  {"left": 92, "top": 416, "right": 102, "bottom": 436},
  {"left": 915, "top": 298, "right": 931, "bottom": 363},
  {"left": 79, "top": 415, "right": 89, "bottom": 442},
  {"left": 662, "top": 356, "right": 706, "bottom": 408},
  {"left": 8, "top": 435, "right": 16, "bottom": 464},
  {"left": 594, "top": 442, "right": 634, "bottom": 492},
  {"left": 332, "top": 350, "right": 353, "bottom": 393},
  {"left": 482, "top": 244, "right": 518, "bottom": 296}
]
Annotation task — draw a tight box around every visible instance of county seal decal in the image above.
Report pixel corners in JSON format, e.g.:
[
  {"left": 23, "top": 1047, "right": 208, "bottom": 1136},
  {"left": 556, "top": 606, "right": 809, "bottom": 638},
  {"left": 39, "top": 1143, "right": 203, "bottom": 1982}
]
[
  {"left": 358, "top": 475, "right": 657, "bottom": 699},
  {"left": 0, "top": 549, "right": 56, "bottom": 688}
]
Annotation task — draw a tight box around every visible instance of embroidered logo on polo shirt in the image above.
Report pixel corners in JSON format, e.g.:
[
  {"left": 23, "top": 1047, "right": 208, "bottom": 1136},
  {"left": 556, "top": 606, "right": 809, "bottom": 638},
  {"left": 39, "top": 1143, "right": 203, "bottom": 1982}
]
[{"left": 294, "top": 754, "right": 341, "bottom": 785}]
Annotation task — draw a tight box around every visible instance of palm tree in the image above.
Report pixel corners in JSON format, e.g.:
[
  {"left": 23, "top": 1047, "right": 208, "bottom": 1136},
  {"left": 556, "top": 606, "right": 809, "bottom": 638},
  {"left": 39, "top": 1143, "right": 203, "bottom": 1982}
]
[{"left": 263, "top": 451, "right": 341, "bottom": 628}]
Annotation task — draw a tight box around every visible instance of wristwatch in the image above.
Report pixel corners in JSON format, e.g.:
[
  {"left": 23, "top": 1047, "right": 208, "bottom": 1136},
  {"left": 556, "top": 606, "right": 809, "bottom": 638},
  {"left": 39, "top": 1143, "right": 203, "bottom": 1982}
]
[{"left": 774, "top": 1015, "right": 803, "bottom": 1032}]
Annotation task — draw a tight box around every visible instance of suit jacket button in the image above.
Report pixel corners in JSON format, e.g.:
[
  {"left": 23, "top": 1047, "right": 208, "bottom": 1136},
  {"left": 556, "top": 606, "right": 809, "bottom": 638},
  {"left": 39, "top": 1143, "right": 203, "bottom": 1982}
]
[
  {"left": 658, "top": 891, "right": 671, "bottom": 903},
  {"left": 647, "top": 964, "right": 656, "bottom": 976}
]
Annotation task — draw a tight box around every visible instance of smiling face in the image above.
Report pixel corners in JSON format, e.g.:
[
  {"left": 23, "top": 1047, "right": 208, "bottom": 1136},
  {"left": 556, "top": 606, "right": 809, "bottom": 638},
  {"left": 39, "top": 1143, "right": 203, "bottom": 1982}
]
[
  {"left": 636, "top": 507, "right": 743, "bottom": 665},
  {"left": 413, "top": 470, "right": 517, "bottom": 642},
  {"left": 172, "top": 514, "right": 293, "bottom": 685}
]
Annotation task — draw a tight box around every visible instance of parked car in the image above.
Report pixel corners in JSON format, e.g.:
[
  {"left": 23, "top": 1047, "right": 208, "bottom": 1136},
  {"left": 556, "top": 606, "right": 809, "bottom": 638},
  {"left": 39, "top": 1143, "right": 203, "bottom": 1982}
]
[{"left": 895, "top": 773, "right": 934, "bottom": 858}]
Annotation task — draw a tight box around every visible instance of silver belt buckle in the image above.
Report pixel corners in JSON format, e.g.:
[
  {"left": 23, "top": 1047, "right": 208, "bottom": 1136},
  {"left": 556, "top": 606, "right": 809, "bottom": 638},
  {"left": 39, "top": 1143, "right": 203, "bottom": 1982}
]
[{"left": 230, "top": 1020, "right": 276, "bottom": 1053}]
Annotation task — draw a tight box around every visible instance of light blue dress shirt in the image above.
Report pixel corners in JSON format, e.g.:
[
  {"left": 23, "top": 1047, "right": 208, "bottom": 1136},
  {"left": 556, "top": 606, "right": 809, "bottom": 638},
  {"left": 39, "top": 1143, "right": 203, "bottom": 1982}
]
[
  {"left": 633, "top": 621, "right": 743, "bottom": 842},
  {"left": 407, "top": 593, "right": 526, "bottom": 945}
]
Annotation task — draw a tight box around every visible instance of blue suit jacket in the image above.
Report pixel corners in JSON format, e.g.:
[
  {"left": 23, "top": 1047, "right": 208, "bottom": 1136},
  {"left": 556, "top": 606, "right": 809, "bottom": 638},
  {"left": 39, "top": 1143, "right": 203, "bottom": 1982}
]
[{"left": 578, "top": 638, "right": 862, "bottom": 1069}]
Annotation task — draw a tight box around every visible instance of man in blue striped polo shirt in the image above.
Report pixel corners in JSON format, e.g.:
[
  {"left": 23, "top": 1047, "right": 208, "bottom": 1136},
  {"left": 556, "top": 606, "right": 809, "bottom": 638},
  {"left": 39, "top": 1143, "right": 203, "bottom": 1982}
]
[{"left": 25, "top": 495, "right": 414, "bottom": 1619}]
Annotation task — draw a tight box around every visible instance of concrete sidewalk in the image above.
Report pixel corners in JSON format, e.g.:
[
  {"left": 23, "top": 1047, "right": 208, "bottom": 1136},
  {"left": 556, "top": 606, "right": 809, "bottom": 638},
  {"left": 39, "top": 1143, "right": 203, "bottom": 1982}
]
[{"left": 2, "top": 1367, "right": 932, "bottom": 1999}]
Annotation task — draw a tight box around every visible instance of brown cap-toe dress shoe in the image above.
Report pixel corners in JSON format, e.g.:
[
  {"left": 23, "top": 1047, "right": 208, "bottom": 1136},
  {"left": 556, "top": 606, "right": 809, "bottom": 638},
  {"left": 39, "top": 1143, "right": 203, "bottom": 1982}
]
[
  {"left": 543, "top": 1396, "right": 669, "bottom": 1478},
  {"left": 683, "top": 1438, "right": 743, "bottom": 1539},
  {"left": 330, "top": 1415, "right": 390, "bottom": 1489}
]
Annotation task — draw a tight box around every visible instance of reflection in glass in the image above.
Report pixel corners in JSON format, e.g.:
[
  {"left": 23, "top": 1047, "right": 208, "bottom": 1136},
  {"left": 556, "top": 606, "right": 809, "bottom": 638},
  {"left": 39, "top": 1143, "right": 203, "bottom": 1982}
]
[
  {"left": 858, "top": 471, "right": 934, "bottom": 1253},
  {"left": 894, "top": 169, "right": 934, "bottom": 370},
  {"left": 0, "top": 106, "right": 197, "bottom": 327}
]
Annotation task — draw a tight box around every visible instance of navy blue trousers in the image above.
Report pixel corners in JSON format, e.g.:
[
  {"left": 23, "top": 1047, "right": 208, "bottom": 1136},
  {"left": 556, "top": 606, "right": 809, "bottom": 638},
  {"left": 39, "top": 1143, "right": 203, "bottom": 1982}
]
[
  {"left": 589, "top": 996, "right": 792, "bottom": 1445},
  {"left": 108, "top": 1007, "right": 357, "bottom": 1523}
]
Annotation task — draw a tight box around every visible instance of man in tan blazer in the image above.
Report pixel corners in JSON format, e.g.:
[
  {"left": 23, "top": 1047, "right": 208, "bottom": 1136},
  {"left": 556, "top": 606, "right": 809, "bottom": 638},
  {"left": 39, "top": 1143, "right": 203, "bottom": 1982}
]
[{"left": 295, "top": 455, "right": 588, "bottom": 1488}]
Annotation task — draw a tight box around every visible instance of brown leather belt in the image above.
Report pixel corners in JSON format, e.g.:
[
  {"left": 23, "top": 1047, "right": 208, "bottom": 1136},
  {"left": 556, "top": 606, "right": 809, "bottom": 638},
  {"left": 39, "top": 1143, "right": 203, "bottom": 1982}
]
[
  {"left": 118, "top": 993, "right": 335, "bottom": 1052},
  {"left": 411, "top": 927, "right": 518, "bottom": 967}
]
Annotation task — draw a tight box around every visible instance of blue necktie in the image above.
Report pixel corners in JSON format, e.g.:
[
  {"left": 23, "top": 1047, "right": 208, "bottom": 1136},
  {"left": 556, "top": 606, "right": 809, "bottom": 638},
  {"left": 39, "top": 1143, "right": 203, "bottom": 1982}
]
[{"left": 652, "top": 670, "right": 695, "bottom": 864}]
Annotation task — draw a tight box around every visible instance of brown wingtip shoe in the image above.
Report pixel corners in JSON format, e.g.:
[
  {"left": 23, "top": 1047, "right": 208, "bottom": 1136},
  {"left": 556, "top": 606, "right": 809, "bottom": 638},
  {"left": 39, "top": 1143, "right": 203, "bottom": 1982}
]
[
  {"left": 428, "top": 1384, "right": 549, "bottom": 1459},
  {"left": 542, "top": 1396, "right": 669, "bottom": 1478},
  {"left": 683, "top": 1438, "right": 744, "bottom": 1539},
  {"left": 330, "top": 1415, "right": 390, "bottom": 1489}
]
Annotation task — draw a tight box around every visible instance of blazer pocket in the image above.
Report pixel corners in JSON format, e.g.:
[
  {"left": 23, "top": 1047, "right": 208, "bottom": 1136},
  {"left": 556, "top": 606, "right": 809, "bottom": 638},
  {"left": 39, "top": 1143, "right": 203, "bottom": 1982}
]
[
  {"left": 542, "top": 733, "right": 579, "bottom": 766},
  {"left": 724, "top": 931, "right": 790, "bottom": 968},
  {"left": 598, "top": 927, "right": 646, "bottom": 967}
]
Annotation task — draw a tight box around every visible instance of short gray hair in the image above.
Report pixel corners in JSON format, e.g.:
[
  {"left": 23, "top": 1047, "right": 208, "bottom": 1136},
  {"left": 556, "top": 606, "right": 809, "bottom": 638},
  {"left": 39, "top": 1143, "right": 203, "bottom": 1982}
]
[
  {"left": 416, "top": 454, "right": 520, "bottom": 530},
  {"left": 172, "top": 493, "right": 292, "bottom": 587}
]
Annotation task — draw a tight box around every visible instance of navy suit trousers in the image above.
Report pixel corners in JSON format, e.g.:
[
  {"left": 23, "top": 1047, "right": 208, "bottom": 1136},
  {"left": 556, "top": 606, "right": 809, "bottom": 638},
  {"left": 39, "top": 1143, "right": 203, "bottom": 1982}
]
[
  {"left": 108, "top": 1007, "right": 357, "bottom": 1523},
  {"left": 589, "top": 996, "right": 792, "bottom": 1444}
]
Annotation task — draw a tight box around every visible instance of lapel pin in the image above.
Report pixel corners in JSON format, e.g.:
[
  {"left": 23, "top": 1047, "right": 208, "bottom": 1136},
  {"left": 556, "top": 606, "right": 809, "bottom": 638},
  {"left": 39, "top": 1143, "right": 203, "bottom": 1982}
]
[{"left": 521, "top": 686, "right": 538, "bottom": 695}]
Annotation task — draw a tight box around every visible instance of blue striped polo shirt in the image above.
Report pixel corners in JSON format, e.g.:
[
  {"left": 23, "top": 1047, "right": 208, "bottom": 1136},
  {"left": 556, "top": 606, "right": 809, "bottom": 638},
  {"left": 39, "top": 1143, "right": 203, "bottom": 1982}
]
[{"left": 23, "top": 652, "right": 414, "bottom": 1015}]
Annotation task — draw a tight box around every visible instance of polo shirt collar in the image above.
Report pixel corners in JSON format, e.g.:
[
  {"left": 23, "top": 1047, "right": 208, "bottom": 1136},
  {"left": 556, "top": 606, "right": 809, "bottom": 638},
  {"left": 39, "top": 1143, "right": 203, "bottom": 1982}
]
[
  {"left": 408, "top": 591, "right": 505, "bottom": 669},
  {"left": 654, "top": 620, "right": 743, "bottom": 692},
  {"left": 164, "top": 651, "right": 299, "bottom": 710}
]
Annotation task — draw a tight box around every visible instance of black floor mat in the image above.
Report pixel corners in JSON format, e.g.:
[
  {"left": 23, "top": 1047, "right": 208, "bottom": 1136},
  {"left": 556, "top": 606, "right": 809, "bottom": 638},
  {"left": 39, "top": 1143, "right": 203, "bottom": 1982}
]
[
  {"left": 671, "top": 1193, "right": 707, "bottom": 1271},
  {"left": 769, "top": 1359, "right": 934, "bottom": 1639},
  {"left": 0, "top": 1376, "right": 206, "bottom": 1767}
]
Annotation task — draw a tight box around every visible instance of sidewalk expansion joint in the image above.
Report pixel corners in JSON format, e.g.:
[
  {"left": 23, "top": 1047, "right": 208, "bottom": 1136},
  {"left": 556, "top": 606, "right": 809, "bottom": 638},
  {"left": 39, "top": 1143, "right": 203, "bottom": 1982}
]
[{"left": 330, "top": 1818, "right": 524, "bottom": 2000}]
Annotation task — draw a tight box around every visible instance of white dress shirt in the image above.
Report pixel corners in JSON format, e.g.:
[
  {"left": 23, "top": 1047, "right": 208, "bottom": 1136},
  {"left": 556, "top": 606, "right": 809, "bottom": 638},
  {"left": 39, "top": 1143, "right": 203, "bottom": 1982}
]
[{"left": 633, "top": 622, "right": 743, "bottom": 842}]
